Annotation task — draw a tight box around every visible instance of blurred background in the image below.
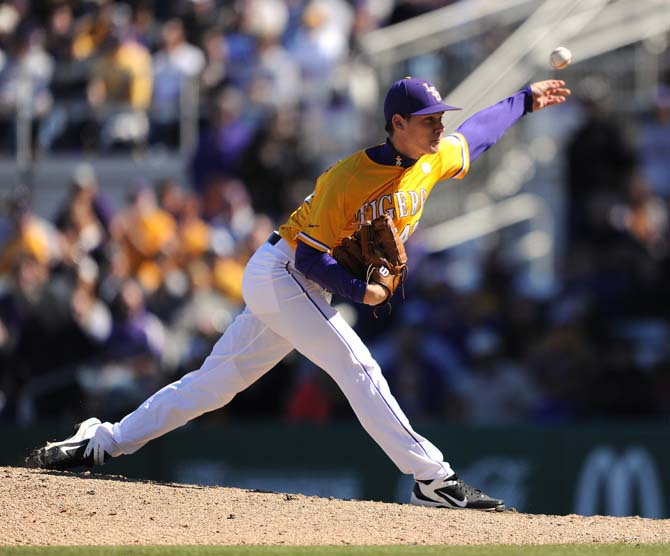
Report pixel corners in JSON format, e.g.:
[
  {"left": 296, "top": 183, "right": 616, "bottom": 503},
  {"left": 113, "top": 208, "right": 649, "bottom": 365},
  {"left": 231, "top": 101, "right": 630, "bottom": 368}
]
[{"left": 0, "top": 0, "right": 668, "bottom": 517}]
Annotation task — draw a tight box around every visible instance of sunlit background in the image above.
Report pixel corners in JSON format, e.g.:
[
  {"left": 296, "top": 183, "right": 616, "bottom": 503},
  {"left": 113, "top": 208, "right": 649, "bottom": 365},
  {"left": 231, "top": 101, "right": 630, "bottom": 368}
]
[{"left": 0, "top": 0, "right": 668, "bottom": 516}]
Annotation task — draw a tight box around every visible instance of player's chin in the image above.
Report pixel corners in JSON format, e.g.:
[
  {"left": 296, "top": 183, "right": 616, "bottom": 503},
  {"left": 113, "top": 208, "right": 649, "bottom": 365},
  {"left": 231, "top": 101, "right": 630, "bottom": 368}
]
[{"left": 428, "top": 140, "right": 440, "bottom": 153}]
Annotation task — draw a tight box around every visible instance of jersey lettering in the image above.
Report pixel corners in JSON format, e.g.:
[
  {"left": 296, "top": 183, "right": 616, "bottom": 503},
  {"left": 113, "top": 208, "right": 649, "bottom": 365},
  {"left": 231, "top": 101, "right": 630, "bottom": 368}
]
[
  {"left": 395, "top": 191, "right": 409, "bottom": 218},
  {"left": 353, "top": 188, "right": 427, "bottom": 231},
  {"left": 378, "top": 195, "right": 394, "bottom": 220},
  {"left": 278, "top": 138, "right": 469, "bottom": 250},
  {"left": 409, "top": 190, "right": 420, "bottom": 216}
]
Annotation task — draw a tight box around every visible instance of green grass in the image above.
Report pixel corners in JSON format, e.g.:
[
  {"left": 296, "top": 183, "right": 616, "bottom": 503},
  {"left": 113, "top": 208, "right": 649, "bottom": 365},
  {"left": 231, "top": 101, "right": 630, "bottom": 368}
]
[{"left": 0, "top": 545, "right": 669, "bottom": 556}]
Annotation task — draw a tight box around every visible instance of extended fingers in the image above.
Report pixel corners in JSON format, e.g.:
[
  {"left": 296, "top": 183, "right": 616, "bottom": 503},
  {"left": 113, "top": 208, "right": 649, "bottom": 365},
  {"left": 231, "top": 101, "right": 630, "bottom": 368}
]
[
  {"left": 532, "top": 79, "right": 569, "bottom": 93},
  {"left": 545, "top": 95, "right": 568, "bottom": 106},
  {"left": 549, "top": 87, "right": 571, "bottom": 96},
  {"left": 530, "top": 80, "right": 571, "bottom": 110},
  {"left": 546, "top": 79, "right": 566, "bottom": 89},
  {"left": 538, "top": 79, "right": 566, "bottom": 89}
]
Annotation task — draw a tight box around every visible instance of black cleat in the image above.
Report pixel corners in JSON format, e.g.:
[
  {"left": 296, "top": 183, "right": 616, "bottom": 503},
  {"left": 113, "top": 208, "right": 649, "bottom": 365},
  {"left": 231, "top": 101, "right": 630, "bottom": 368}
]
[
  {"left": 25, "top": 418, "right": 108, "bottom": 470},
  {"left": 410, "top": 475, "right": 505, "bottom": 511}
]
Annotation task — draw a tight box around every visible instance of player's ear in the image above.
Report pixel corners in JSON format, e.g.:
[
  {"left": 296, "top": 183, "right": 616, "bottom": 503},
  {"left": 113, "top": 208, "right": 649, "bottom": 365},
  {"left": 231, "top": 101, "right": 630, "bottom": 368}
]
[{"left": 392, "top": 115, "right": 404, "bottom": 131}]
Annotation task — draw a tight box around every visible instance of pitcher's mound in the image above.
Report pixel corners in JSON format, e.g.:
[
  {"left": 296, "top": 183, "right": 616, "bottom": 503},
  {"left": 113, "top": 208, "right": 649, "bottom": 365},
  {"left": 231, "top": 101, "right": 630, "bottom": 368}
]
[{"left": 2, "top": 466, "right": 669, "bottom": 546}]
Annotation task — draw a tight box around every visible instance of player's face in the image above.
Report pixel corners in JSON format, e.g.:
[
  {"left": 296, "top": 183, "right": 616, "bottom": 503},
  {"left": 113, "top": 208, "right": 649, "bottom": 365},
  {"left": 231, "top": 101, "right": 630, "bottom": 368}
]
[{"left": 396, "top": 113, "right": 445, "bottom": 159}]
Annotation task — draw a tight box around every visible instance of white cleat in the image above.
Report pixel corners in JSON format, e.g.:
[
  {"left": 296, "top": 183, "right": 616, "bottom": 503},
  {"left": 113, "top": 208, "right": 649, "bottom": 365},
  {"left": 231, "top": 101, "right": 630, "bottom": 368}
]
[{"left": 25, "top": 418, "right": 108, "bottom": 470}]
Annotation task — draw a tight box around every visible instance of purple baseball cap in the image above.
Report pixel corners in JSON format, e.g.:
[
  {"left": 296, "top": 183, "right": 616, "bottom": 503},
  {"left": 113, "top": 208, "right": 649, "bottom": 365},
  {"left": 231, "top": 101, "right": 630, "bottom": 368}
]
[{"left": 383, "top": 77, "right": 460, "bottom": 122}]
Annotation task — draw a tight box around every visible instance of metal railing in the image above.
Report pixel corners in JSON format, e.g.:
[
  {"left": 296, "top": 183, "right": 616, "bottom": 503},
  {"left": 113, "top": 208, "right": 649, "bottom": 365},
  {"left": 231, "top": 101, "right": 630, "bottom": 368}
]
[
  {"left": 418, "top": 193, "right": 556, "bottom": 293},
  {"left": 11, "top": 74, "right": 201, "bottom": 184},
  {"left": 360, "top": 0, "right": 669, "bottom": 288},
  {"left": 442, "top": 0, "right": 669, "bottom": 122},
  {"left": 360, "top": 0, "right": 542, "bottom": 66},
  {"left": 361, "top": 0, "right": 669, "bottom": 123}
]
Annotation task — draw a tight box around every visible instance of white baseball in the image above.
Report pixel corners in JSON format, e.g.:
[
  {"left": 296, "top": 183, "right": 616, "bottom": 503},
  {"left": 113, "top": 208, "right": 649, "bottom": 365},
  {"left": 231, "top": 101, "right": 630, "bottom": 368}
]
[{"left": 550, "top": 47, "right": 572, "bottom": 70}]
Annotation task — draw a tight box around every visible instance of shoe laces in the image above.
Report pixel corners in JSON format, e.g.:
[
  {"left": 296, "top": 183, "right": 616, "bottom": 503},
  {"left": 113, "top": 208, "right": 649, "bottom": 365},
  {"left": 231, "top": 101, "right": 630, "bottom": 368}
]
[
  {"left": 460, "top": 481, "right": 484, "bottom": 497},
  {"left": 449, "top": 476, "right": 484, "bottom": 497}
]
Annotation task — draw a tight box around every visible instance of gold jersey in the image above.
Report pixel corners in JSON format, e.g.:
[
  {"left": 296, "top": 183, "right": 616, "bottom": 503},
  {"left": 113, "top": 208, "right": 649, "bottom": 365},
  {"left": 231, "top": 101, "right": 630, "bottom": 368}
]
[{"left": 278, "top": 133, "right": 469, "bottom": 252}]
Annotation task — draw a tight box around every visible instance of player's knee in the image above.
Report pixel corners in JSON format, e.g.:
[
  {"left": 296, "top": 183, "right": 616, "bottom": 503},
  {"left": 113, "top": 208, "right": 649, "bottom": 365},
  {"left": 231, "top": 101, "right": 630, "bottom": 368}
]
[{"left": 180, "top": 363, "right": 249, "bottom": 402}]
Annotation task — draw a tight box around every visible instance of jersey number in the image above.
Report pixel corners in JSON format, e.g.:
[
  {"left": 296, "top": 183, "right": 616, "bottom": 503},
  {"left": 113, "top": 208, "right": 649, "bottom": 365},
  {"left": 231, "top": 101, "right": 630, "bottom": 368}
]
[{"left": 398, "top": 222, "right": 419, "bottom": 243}]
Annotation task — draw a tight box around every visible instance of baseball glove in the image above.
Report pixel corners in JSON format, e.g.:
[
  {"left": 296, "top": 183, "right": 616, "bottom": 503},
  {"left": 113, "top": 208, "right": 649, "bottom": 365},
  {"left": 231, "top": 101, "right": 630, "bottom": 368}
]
[{"left": 332, "top": 214, "right": 408, "bottom": 307}]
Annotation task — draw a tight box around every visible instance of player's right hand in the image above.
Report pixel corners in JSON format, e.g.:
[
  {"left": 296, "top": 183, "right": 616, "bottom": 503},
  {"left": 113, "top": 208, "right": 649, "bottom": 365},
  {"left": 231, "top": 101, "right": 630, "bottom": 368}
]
[
  {"left": 529, "top": 80, "right": 571, "bottom": 111},
  {"left": 363, "top": 283, "right": 388, "bottom": 306}
]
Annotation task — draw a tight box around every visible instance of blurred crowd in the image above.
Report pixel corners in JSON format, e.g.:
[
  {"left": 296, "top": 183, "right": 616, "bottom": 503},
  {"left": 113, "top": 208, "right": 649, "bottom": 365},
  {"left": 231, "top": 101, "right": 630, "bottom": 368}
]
[
  {"left": 0, "top": 0, "right": 450, "bottom": 163},
  {"left": 0, "top": 0, "right": 668, "bottom": 427}
]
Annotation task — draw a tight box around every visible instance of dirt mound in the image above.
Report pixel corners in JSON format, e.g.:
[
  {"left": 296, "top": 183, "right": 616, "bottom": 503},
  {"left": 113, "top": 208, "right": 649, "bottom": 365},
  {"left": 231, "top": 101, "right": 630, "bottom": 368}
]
[{"left": 1, "top": 466, "right": 669, "bottom": 546}]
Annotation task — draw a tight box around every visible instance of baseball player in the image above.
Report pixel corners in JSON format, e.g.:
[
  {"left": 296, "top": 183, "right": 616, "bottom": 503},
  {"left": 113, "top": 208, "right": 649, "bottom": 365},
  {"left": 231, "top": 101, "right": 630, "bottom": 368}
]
[{"left": 27, "top": 77, "right": 569, "bottom": 511}]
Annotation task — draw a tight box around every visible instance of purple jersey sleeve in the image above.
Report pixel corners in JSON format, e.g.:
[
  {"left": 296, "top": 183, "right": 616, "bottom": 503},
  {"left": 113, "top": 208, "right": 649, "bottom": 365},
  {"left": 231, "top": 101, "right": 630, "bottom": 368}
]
[
  {"left": 295, "top": 240, "right": 368, "bottom": 303},
  {"left": 456, "top": 86, "right": 532, "bottom": 162}
]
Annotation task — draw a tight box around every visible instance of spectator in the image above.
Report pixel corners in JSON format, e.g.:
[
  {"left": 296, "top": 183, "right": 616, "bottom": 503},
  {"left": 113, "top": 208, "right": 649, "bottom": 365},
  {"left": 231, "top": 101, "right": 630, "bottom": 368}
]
[
  {"left": 608, "top": 174, "right": 669, "bottom": 260},
  {"left": 244, "top": 2, "right": 300, "bottom": 112},
  {"left": 0, "top": 253, "right": 107, "bottom": 422},
  {"left": 106, "top": 277, "right": 165, "bottom": 361},
  {"left": 287, "top": 0, "right": 353, "bottom": 103},
  {"left": 449, "top": 327, "right": 542, "bottom": 424},
  {"left": 110, "top": 184, "right": 177, "bottom": 293},
  {"left": 198, "top": 29, "right": 229, "bottom": 107},
  {"left": 0, "top": 194, "right": 59, "bottom": 274},
  {"left": 525, "top": 324, "right": 596, "bottom": 423},
  {"left": 176, "top": 193, "right": 211, "bottom": 265},
  {"left": 39, "top": 3, "right": 92, "bottom": 151},
  {"left": 155, "top": 179, "right": 211, "bottom": 285},
  {"left": 69, "top": 258, "right": 112, "bottom": 348},
  {"left": 240, "top": 107, "right": 311, "bottom": 218},
  {"left": 190, "top": 87, "right": 257, "bottom": 192},
  {"left": 130, "top": 2, "right": 162, "bottom": 52},
  {"left": 150, "top": 18, "right": 205, "bottom": 148},
  {"left": 0, "top": 27, "right": 54, "bottom": 150},
  {"left": 71, "top": 2, "right": 118, "bottom": 61},
  {"left": 87, "top": 29, "right": 152, "bottom": 150},
  {"left": 177, "top": 0, "right": 225, "bottom": 47},
  {"left": 156, "top": 177, "right": 188, "bottom": 219},
  {"left": 284, "top": 360, "right": 339, "bottom": 423},
  {"left": 203, "top": 175, "right": 255, "bottom": 244},
  {"left": 638, "top": 85, "right": 670, "bottom": 199},
  {"left": 54, "top": 163, "right": 114, "bottom": 267},
  {"left": 88, "top": 277, "right": 166, "bottom": 420},
  {"left": 565, "top": 77, "right": 636, "bottom": 244},
  {"left": 43, "top": 3, "right": 76, "bottom": 70}
]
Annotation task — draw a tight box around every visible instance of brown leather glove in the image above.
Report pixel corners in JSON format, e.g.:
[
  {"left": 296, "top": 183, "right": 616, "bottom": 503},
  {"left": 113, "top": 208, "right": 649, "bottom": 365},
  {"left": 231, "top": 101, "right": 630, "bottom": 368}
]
[{"left": 332, "top": 214, "right": 408, "bottom": 306}]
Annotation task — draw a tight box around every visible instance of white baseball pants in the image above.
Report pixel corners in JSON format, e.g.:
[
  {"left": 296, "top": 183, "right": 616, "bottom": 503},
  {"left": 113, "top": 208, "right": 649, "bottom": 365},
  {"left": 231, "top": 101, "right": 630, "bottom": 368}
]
[{"left": 93, "top": 236, "right": 454, "bottom": 481}]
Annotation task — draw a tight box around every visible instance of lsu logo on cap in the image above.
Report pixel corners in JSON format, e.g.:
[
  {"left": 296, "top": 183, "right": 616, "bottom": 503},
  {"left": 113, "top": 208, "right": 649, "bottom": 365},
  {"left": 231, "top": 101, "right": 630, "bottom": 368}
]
[{"left": 422, "top": 83, "right": 442, "bottom": 102}]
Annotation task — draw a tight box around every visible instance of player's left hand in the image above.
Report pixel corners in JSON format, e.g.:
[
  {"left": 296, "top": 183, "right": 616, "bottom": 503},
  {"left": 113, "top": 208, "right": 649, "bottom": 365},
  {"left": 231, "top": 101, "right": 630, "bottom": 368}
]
[{"left": 530, "top": 80, "right": 571, "bottom": 111}]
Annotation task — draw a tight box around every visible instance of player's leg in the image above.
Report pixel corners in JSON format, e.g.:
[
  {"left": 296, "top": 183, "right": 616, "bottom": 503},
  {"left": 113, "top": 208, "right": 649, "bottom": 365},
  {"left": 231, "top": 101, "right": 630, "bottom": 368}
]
[
  {"left": 245, "top": 257, "right": 503, "bottom": 510},
  {"left": 27, "top": 305, "right": 293, "bottom": 469},
  {"left": 250, "top": 275, "right": 449, "bottom": 479},
  {"left": 96, "top": 307, "right": 293, "bottom": 456}
]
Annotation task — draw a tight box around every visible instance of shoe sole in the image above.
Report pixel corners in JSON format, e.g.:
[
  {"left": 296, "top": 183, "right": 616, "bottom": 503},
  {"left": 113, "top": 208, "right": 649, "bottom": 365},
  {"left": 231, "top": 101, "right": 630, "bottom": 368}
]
[{"left": 410, "top": 492, "right": 506, "bottom": 512}]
